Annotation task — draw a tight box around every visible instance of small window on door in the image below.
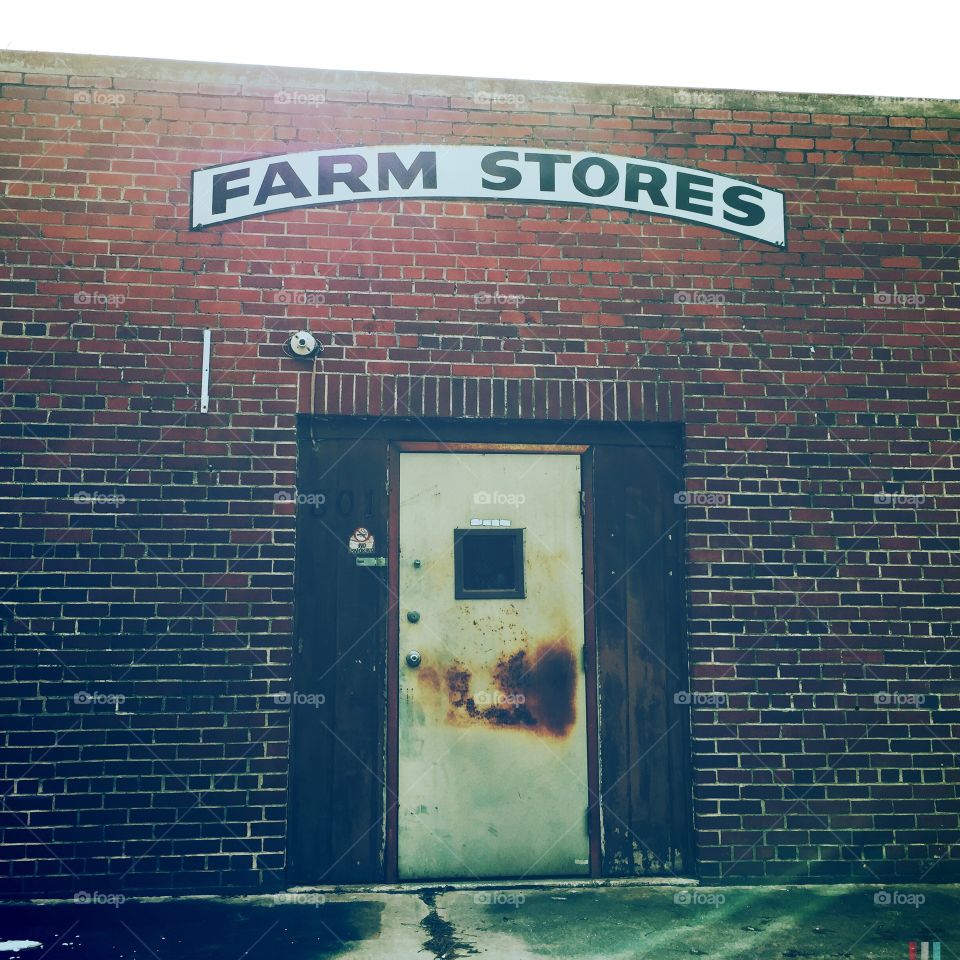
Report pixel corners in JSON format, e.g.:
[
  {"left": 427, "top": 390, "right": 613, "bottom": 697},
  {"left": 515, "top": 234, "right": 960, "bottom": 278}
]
[{"left": 454, "top": 528, "right": 525, "bottom": 600}]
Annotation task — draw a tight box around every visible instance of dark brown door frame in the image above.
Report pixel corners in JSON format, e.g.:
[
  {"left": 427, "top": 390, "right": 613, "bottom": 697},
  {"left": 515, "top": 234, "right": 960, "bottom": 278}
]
[
  {"left": 385, "top": 440, "right": 601, "bottom": 882},
  {"left": 289, "top": 415, "right": 693, "bottom": 886}
]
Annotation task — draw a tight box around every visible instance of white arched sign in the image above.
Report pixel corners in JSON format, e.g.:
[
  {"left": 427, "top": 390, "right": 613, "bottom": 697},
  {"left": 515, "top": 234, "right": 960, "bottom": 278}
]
[{"left": 191, "top": 145, "right": 786, "bottom": 246}]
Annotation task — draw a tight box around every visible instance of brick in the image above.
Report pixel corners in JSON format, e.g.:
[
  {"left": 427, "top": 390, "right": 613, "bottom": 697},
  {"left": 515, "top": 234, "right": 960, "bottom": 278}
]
[{"left": 1, "top": 52, "right": 958, "bottom": 898}]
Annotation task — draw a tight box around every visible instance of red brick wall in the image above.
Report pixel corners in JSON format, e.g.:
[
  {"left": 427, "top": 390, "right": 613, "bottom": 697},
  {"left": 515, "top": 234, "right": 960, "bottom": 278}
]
[{"left": 1, "top": 53, "right": 958, "bottom": 893}]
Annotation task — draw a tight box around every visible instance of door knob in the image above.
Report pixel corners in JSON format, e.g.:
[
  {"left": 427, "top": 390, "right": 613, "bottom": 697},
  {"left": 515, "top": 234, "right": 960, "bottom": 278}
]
[
  {"left": 406, "top": 610, "right": 420, "bottom": 623},
  {"left": 406, "top": 650, "right": 422, "bottom": 668}
]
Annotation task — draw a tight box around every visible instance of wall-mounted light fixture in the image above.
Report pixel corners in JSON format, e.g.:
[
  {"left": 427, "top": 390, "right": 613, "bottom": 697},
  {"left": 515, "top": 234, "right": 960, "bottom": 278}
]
[{"left": 285, "top": 330, "right": 322, "bottom": 361}]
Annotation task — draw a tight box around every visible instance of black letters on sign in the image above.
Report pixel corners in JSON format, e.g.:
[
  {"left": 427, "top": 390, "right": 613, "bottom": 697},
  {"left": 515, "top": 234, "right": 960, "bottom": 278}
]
[
  {"left": 722, "top": 185, "right": 766, "bottom": 226},
  {"left": 318, "top": 155, "right": 372, "bottom": 195},
  {"left": 675, "top": 172, "right": 714, "bottom": 216},
  {"left": 623, "top": 163, "right": 668, "bottom": 207},
  {"left": 211, "top": 168, "right": 250, "bottom": 215},
  {"left": 254, "top": 161, "right": 310, "bottom": 206},
  {"left": 572, "top": 157, "right": 619, "bottom": 197},
  {"left": 480, "top": 151, "right": 522, "bottom": 191},
  {"left": 377, "top": 151, "right": 438, "bottom": 191},
  {"left": 524, "top": 152, "right": 571, "bottom": 192}
]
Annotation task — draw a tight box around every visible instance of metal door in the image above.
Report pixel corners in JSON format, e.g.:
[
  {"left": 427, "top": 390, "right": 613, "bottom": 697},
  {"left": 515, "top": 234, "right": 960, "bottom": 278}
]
[{"left": 396, "top": 451, "right": 591, "bottom": 879}]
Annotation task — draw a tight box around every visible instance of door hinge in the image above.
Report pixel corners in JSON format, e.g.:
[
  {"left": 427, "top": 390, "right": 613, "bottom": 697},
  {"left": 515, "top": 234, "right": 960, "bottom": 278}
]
[{"left": 579, "top": 490, "right": 586, "bottom": 518}]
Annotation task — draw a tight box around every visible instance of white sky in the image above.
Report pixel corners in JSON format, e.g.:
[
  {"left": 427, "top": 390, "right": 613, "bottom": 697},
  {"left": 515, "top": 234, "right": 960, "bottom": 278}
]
[{"left": 2, "top": 0, "right": 958, "bottom": 99}]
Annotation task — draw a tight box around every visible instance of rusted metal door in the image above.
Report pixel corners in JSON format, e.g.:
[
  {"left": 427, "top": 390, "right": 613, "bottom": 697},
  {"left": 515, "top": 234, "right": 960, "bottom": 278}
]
[{"left": 396, "top": 451, "right": 591, "bottom": 879}]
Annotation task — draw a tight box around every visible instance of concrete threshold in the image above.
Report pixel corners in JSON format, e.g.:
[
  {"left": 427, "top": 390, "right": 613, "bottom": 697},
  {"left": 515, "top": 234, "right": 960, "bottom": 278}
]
[
  {"left": 288, "top": 875, "right": 699, "bottom": 895},
  {"left": 12, "top": 876, "right": 698, "bottom": 906}
]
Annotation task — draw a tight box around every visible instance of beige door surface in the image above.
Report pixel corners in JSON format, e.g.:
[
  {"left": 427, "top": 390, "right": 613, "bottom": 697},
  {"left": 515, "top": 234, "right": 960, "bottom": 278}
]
[{"left": 397, "top": 451, "right": 590, "bottom": 880}]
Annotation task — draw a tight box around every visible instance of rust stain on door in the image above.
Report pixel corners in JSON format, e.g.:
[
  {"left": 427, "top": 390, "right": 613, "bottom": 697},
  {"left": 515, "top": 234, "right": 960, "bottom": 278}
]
[
  {"left": 420, "top": 639, "right": 577, "bottom": 738},
  {"left": 416, "top": 664, "right": 442, "bottom": 691},
  {"left": 496, "top": 641, "right": 577, "bottom": 737}
]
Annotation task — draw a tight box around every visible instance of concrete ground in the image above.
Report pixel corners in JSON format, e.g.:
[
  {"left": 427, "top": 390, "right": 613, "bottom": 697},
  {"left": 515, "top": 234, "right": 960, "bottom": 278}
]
[{"left": 1, "top": 883, "right": 956, "bottom": 959}]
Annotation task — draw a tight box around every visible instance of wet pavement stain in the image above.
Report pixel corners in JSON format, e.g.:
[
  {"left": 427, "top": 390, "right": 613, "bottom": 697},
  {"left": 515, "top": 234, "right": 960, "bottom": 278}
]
[
  {"left": 0, "top": 900, "right": 384, "bottom": 960},
  {"left": 418, "top": 891, "right": 476, "bottom": 960},
  {"left": 4, "top": 885, "right": 960, "bottom": 960}
]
